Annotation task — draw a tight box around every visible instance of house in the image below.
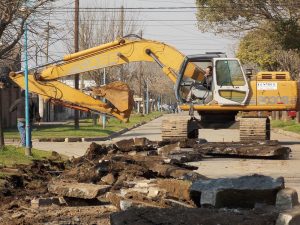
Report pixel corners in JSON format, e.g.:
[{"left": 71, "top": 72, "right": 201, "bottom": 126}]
[{"left": 0, "top": 46, "right": 21, "bottom": 128}]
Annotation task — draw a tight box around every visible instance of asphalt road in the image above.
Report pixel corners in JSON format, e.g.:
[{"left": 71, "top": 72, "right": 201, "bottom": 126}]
[
  {"left": 7, "top": 114, "right": 300, "bottom": 193},
  {"left": 114, "top": 114, "right": 300, "bottom": 194}
]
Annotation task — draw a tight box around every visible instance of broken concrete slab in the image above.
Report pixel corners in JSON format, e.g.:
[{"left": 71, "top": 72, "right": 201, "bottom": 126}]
[
  {"left": 164, "top": 198, "right": 194, "bottom": 208},
  {"left": 276, "top": 205, "right": 300, "bottom": 225},
  {"left": 190, "top": 174, "right": 284, "bottom": 208},
  {"left": 276, "top": 188, "right": 299, "bottom": 211},
  {"left": 120, "top": 179, "right": 163, "bottom": 200},
  {"left": 11, "top": 212, "right": 25, "bottom": 219},
  {"left": 110, "top": 207, "right": 278, "bottom": 225},
  {"left": 115, "top": 139, "right": 135, "bottom": 152},
  {"left": 147, "top": 163, "right": 206, "bottom": 181},
  {"left": 158, "top": 142, "right": 181, "bottom": 155},
  {"left": 134, "top": 137, "right": 150, "bottom": 146},
  {"left": 120, "top": 200, "right": 133, "bottom": 211},
  {"left": 147, "top": 187, "right": 161, "bottom": 198},
  {"left": 60, "top": 196, "right": 103, "bottom": 206},
  {"left": 165, "top": 152, "right": 202, "bottom": 163},
  {"left": 31, "top": 197, "right": 60, "bottom": 208},
  {"left": 193, "top": 142, "right": 291, "bottom": 159},
  {"left": 101, "top": 174, "right": 116, "bottom": 185},
  {"left": 157, "top": 179, "right": 192, "bottom": 203},
  {"left": 48, "top": 181, "right": 111, "bottom": 199},
  {"left": 84, "top": 143, "right": 109, "bottom": 160},
  {"left": 106, "top": 192, "right": 123, "bottom": 210}
]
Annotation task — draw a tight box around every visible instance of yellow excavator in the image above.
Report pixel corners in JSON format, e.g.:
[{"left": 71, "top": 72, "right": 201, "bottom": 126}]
[{"left": 8, "top": 35, "right": 300, "bottom": 141}]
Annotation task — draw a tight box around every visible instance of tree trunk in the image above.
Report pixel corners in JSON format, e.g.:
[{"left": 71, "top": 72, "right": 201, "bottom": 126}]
[
  {"left": 296, "top": 111, "right": 300, "bottom": 123},
  {"left": 275, "top": 111, "right": 280, "bottom": 120},
  {"left": 271, "top": 111, "right": 276, "bottom": 120},
  {"left": 281, "top": 111, "right": 288, "bottom": 122},
  {"left": 0, "top": 89, "right": 4, "bottom": 148}
]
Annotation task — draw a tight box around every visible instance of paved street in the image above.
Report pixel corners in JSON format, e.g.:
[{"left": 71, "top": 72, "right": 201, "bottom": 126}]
[
  {"left": 113, "top": 114, "right": 300, "bottom": 194},
  {"left": 7, "top": 114, "right": 300, "bottom": 193}
]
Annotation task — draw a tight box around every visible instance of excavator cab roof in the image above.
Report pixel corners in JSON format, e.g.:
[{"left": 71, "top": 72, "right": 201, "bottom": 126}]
[{"left": 186, "top": 53, "right": 226, "bottom": 62}]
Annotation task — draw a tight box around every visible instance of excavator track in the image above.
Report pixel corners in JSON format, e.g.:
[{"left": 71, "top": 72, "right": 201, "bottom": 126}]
[
  {"left": 239, "top": 117, "right": 270, "bottom": 142},
  {"left": 161, "top": 116, "right": 199, "bottom": 141}
]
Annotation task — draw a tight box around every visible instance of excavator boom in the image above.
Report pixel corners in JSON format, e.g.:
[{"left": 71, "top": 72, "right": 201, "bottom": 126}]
[{"left": 9, "top": 36, "right": 204, "bottom": 121}]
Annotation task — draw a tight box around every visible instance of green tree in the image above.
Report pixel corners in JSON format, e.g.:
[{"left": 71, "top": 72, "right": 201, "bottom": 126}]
[
  {"left": 237, "top": 26, "right": 300, "bottom": 76},
  {"left": 196, "top": 0, "right": 300, "bottom": 50},
  {"left": 236, "top": 26, "right": 279, "bottom": 70}
]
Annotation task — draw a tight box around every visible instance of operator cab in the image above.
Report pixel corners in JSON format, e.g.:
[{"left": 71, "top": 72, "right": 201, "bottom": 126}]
[{"left": 176, "top": 53, "right": 249, "bottom": 106}]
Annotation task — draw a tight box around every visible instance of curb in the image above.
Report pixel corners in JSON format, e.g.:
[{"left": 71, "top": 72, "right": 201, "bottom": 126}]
[{"left": 273, "top": 128, "right": 300, "bottom": 140}]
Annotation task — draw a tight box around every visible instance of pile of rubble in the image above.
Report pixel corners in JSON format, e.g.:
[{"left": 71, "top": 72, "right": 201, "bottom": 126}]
[{"left": 0, "top": 138, "right": 298, "bottom": 225}]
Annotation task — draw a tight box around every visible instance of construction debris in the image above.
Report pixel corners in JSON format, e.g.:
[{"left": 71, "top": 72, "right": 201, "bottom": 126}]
[
  {"left": 48, "top": 181, "right": 111, "bottom": 199},
  {"left": 276, "top": 205, "right": 300, "bottom": 225},
  {"left": 190, "top": 174, "right": 284, "bottom": 208},
  {"left": 276, "top": 188, "right": 299, "bottom": 211},
  {"left": 0, "top": 137, "right": 296, "bottom": 224},
  {"left": 110, "top": 207, "right": 278, "bottom": 225},
  {"left": 193, "top": 141, "right": 291, "bottom": 159}
]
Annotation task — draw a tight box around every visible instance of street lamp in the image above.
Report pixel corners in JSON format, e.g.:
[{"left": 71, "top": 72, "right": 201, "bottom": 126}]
[{"left": 24, "top": 22, "right": 31, "bottom": 156}]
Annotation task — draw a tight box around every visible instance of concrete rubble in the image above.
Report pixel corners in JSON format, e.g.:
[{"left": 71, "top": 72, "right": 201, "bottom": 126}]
[
  {"left": 110, "top": 207, "right": 278, "bottom": 225},
  {"left": 48, "top": 180, "right": 111, "bottom": 199},
  {"left": 276, "top": 206, "right": 300, "bottom": 225},
  {"left": 276, "top": 188, "right": 299, "bottom": 210},
  {"left": 0, "top": 137, "right": 297, "bottom": 224},
  {"left": 190, "top": 174, "right": 284, "bottom": 208},
  {"left": 193, "top": 140, "right": 291, "bottom": 159}
]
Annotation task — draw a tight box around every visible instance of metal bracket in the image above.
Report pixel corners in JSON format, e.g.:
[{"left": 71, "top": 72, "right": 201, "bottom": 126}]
[{"left": 189, "top": 104, "right": 195, "bottom": 118}]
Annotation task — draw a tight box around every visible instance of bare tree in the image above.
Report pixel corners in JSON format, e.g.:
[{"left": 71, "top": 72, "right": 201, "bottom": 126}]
[
  {"left": 0, "top": 0, "right": 53, "bottom": 147},
  {"left": 0, "top": 0, "right": 54, "bottom": 60},
  {"left": 64, "top": 1, "right": 141, "bottom": 84},
  {"left": 274, "top": 50, "right": 300, "bottom": 79},
  {"left": 62, "top": 2, "right": 177, "bottom": 114}
]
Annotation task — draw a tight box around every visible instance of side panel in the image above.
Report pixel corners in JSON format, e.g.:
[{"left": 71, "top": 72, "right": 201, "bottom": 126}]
[
  {"left": 179, "top": 79, "right": 298, "bottom": 111},
  {"left": 246, "top": 80, "right": 298, "bottom": 109}
]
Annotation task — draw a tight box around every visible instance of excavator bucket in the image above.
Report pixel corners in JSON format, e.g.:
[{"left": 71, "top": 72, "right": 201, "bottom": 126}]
[{"left": 92, "top": 81, "right": 134, "bottom": 119}]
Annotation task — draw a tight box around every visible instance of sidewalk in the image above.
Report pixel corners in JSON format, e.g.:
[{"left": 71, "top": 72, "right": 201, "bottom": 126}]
[{"left": 5, "top": 116, "right": 165, "bottom": 158}]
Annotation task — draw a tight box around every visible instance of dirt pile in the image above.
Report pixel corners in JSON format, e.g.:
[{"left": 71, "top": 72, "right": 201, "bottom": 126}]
[{"left": 0, "top": 139, "right": 203, "bottom": 224}]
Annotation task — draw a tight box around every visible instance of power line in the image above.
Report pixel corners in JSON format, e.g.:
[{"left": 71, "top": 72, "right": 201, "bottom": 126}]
[
  {"left": 40, "top": 4, "right": 300, "bottom": 10},
  {"left": 45, "top": 19, "right": 202, "bottom": 22},
  {"left": 46, "top": 10, "right": 198, "bottom": 13}
]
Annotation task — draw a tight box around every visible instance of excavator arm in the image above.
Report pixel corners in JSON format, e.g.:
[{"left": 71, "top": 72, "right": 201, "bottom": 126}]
[{"left": 9, "top": 36, "right": 204, "bottom": 121}]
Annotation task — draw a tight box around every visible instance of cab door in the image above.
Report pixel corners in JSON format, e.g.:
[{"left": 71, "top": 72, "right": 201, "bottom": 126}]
[{"left": 213, "top": 58, "right": 249, "bottom": 105}]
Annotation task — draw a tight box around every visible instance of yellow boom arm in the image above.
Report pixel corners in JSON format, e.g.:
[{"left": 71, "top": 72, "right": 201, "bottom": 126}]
[{"left": 9, "top": 37, "right": 204, "bottom": 121}]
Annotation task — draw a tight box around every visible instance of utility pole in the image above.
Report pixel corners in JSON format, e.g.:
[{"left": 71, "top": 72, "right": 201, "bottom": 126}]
[
  {"left": 74, "top": 0, "right": 80, "bottom": 129},
  {"left": 36, "top": 45, "right": 44, "bottom": 120},
  {"left": 0, "top": 89, "right": 4, "bottom": 148},
  {"left": 119, "top": 5, "right": 124, "bottom": 81},
  {"left": 102, "top": 68, "right": 106, "bottom": 129},
  {"left": 146, "top": 78, "right": 149, "bottom": 114},
  {"left": 139, "top": 30, "right": 143, "bottom": 114},
  {"left": 120, "top": 5, "right": 124, "bottom": 38},
  {"left": 45, "top": 22, "right": 51, "bottom": 122}
]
